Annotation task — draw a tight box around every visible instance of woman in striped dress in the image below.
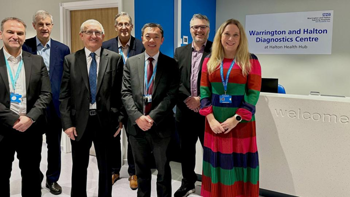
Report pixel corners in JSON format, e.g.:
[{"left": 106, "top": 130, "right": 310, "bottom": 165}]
[{"left": 199, "top": 19, "right": 262, "bottom": 197}]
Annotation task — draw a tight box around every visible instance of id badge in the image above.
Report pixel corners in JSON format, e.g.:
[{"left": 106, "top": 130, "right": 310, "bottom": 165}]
[
  {"left": 10, "top": 92, "right": 22, "bottom": 104},
  {"left": 143, "top": 95, "right": 152, "bottom": 103},
  {"left": 219, "top": 94, "right": 232, "bottom": 104}
]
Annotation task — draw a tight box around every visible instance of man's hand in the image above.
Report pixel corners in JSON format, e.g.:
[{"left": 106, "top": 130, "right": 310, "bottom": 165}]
[
  {"left": 135, "top": 115, "right": 153, "bottom": 131},
  {"left": 65, "top": 127, "right": 77, "bottom": 140},
  {"left": 113, "top": 122, "right": 124, "bottom": 137},
  {"left": 185, "top": 96, "right": 200, "bottom": 112},
  {"left": 13, "top": 116, "right": 33, "bottom": 132}
]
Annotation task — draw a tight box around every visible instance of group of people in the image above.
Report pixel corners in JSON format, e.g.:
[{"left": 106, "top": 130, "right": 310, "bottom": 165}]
[{"left": 0, "top": 9, "right": 261, "bottom": 197}]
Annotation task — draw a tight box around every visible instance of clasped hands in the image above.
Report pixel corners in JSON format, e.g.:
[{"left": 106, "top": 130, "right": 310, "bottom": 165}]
[
  {"left": 12, "top": 116, "right": 33, "bottom": 132},
  {"left": 207, "top": 114, "right": 239, "bottom": 134},
  {"left": 136, "top": 115, "right": 154, "bottom": 131},
  {"left": 184, "top": 96, "right": 200, "bottom": 112}
]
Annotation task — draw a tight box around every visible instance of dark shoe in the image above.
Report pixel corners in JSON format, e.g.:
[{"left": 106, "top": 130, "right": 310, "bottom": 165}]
[
  {"left": 112, "top": 173, "right": 120, "bottom": 185},
  {"left": 174, "top": 181, "right": 195, "bottom": 197},
  {"left": 46, "top": 181, "right": 62, "bottom": 195},
  {"left": 129, "top": 175, "right": 138, "bottom": 190}
]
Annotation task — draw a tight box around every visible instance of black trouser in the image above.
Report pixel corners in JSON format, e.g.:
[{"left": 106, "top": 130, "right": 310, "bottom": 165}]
[
  {"left": 110, "top": 122, "right": 135, "bottom": 176},
  {"left": 41, "top": 102, "right": 62, "bottom": 184},
  {"left": 129, "top": 132, "right": 172, "bottom": 197},
  {"left": 176, "top": 113, "right": 205, "bottom": 185},
  {"left": 0, "top": 126, "right": 43, "bottom": 197},
  {"left": 70, "top": 115, "right": 112, "bottom": 197}
]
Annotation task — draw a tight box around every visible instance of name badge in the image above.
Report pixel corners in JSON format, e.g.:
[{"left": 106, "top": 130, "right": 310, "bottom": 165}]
[
  {"left": 143, "top": 95, "right": 152, "bottom": 103},
  {"left": 219, "top": 94, "right": 232, "bottom": 104},
  {"left": 10, "top": 92, "right": 22, "bottom": 104}
]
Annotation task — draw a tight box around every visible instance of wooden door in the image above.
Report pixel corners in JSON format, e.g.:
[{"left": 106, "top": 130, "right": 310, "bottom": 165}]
[{"left": 70, "top": 7, "right": 118, "bottom": 53}]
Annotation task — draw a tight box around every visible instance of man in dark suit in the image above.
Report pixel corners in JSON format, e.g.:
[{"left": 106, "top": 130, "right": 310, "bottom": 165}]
[
  {"left": 121, "top": 23, "right": 179, "bottom": 197},
  {"left": 59, "top": 19, "right": 124, "bottom": 197},
  {"left": 102, "top": 12, "right": 144, "bottom": 189},
  {"left": 174, "top": 14, "right": 212, "bottom": 197},
  {"left": 22, "top": 10, "right": 70, "bottom": 195},
  {"left": 0, "top": 17, "right": 51, "bottom": 197}
]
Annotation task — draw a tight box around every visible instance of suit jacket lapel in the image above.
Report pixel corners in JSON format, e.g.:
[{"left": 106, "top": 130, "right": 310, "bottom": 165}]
[
  {"left": 49, "top": 40, "right": 57, "bottom": 77},
  {"left": 23, "top": 52, "right": 32, "bottom": 92},
  {"left": 76, "top": 49, "right": 90, "bottom": 93},
  {"left": 96, "top": 48, "right": 108, "bottom": 94},
  {"left": 153, "top": 53, "right": 164, "bottom": 94},
  {"left": 0, "top": 49, "right": 9, "bottom": 93},
  {"left": 137, "top": 53, "right": 145, "bottom": 96},
  {"left": 129, "top": 36, "right": 136, "bottom": 56},
  {"left": 185, "top": 44, "right": 192, "bottom": 82}
]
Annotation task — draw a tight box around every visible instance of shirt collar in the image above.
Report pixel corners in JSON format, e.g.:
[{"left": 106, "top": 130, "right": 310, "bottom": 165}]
[
  {"left": 3, "top": 47, "right": 23, "bottom": 62},
  {"left": 192, "top": 41, "right": 207, "bottom": 52},
  {"left": 36, "top": 36, "right": 51, "bottom": 48},
  {"left": 145, "top": 51, "right": 160, "bottom": 62},
  {"left": 85, "top": 47, "right": 101, "bottom": 58},
  {"left": 118, "top": 37, "right": 131, "bottom": 49}
]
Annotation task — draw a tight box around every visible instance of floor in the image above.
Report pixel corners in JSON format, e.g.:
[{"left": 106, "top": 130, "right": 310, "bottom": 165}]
[{"left": 9, "top": 143, "right": 202, "bottom": 197}]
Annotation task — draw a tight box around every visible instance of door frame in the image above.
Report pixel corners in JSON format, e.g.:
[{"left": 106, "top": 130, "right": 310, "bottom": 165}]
[
  {"left": 59, "top": 0, "right": 122, "bottom": 153},
  {"left": 60, "top": 0, "right": 122, "bottom": 48}
]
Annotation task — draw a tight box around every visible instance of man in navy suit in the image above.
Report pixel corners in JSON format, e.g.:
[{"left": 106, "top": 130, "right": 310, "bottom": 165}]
[
  {"left": 102, "top": 12, "right": 144, "bottom": 190},
  {"left": 22, "top": 10, "right": 70, "bottom": 195}
]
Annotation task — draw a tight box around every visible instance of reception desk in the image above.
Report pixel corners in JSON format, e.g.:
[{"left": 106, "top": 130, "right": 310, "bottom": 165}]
[{"left": 195, "top": 93, "right": 350, "bottom": 196}]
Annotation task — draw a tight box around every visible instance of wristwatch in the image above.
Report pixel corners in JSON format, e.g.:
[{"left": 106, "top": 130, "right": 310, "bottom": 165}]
[{"left": 235, "top": 114, "right": 242, "bottom": 122}]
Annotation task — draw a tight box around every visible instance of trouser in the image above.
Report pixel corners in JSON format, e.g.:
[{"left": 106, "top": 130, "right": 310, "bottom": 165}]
[
  {"left": 41, "top": 103, "right": 62, "bottom": 183},
  {"left": 129, "top": 132, "right": 172, "bottom": 197},
  {"left": 177, "top": 113, "right": 205, "bottom": 185},
  {"left": 0, "top": 126, "right": 43, "bottom": 197},
  {"left": 70, "top": 115, "right": 112, "bottom": 197}
]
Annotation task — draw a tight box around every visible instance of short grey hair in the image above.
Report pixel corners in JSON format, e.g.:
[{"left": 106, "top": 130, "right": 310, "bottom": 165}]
[
  {"left": 33, "top": 10, "right": 53, "bottom": 24},
  {"left": 80, "top": 19, "right": 105, "bottom": 34},
  {"left": 190, "top": 14, "right": 210, "bottom": 27},
  {"left": 114, "top": 12, "right": 133, "bottom": 26},
  {"left": 1, "top": 17, "right": 26, "bottom": 31}
]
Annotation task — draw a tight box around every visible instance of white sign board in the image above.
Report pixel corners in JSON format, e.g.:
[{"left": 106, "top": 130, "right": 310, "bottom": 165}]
[{"left": 245, "top": 10, "right": 333, "bottom": 54}]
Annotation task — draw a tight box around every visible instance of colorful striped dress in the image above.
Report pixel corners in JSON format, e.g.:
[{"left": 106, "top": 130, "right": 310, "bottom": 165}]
[{"left": 199, "top": 54, "right": 261, "bottom": 197}]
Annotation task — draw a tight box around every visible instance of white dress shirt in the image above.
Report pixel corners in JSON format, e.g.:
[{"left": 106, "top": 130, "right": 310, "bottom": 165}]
[{"left": 4, "top": 49, "right": 27, "bottom": 115}]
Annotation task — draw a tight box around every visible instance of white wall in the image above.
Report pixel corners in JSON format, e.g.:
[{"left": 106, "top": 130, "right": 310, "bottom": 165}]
[
  {"left": 217, "top": 0, "right": 350, "bottom": 96},
  {"left": 0, "top": 0, "right": 134, "bottom": 46}
]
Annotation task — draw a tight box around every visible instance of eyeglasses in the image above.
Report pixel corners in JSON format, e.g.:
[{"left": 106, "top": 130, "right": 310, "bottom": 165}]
[
  {"left": 191, "top": 25, "right": 209, "bottom": 30},
  {"left": 116, "top": 23, "right": 131, "bottom": 28},
  {"left": 82, "top": 30, "right": 103, "bottom": 37}
]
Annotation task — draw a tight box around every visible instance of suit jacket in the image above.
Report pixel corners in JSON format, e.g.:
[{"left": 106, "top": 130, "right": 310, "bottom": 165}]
[
  {"left": 0, "top": 49, "right": 52, "bottom": 141},
  {"left": 102, "top": 36, "right": 145, "bottom": 57},
  {"left": 174, "top": 41, "right": 212, "bottom": 122},
  {"left": 59, "top": 48, "right": 124, "bottom": 141},
  {"left": 121, "top": 52, "right": 179, "bottom": 138},
  {"left": 22, "top": 37, "right": 70, "bottom": 117}
]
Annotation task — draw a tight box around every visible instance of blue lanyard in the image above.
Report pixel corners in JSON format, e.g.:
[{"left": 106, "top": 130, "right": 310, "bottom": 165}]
[
  {"left": 119, "top": 47, "right": 129, "bottom": 64},
  {"left": 5, "top": 58, "right": 23, "bottom": 91},
  {"left": 144, "top": 60, "right": 158, "bottom": 93},
  {"left": 220, "top": 59, "right": 235, "bottom": 94}
]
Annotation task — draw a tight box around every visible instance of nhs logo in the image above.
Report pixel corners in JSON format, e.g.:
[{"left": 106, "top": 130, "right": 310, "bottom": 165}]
[{"left": 322, "top": 13, "right": 331, "bottom": 17}]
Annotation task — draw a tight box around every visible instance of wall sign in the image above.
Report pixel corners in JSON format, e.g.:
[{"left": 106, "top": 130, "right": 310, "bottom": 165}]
[{"left": 245, "top": 10, "right": 333, "bottom": 54}]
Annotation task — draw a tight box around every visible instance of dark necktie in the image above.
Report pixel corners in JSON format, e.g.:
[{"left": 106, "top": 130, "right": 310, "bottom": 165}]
[
  {"left": 145, "top": 57, "right": 154, "bottom": 114},
  {"left": 89, "top": 52, "right": 97, "bottom": 104}
]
